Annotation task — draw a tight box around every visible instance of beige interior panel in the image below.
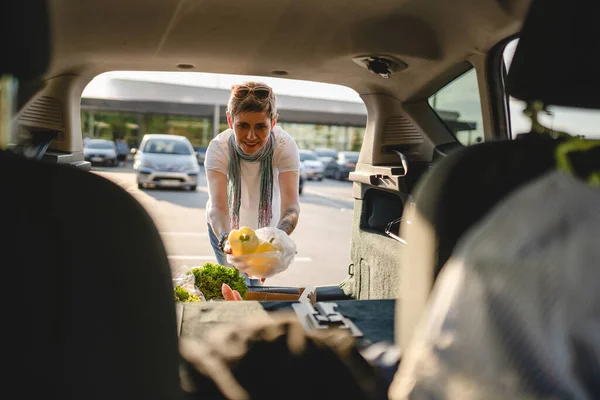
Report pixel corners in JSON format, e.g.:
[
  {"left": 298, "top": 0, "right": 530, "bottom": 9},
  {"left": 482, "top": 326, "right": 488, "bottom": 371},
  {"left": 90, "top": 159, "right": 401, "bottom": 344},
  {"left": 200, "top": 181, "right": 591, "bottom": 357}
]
[
  {"left": 16, "top": 75, "right": 91, "bottom": 152},
  {"left": 8, "top": 0, "right": 531, "bottom": 153},
  {"left": 46, "top": 0, "right": 530, "bottom": 102}
]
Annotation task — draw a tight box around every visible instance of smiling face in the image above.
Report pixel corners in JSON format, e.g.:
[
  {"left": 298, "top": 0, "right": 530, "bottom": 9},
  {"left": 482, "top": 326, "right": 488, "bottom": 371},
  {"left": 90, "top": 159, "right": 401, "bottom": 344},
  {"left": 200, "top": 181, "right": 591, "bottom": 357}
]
[{"left": 228, "top": 111, "right": 278, "bottom": 154}]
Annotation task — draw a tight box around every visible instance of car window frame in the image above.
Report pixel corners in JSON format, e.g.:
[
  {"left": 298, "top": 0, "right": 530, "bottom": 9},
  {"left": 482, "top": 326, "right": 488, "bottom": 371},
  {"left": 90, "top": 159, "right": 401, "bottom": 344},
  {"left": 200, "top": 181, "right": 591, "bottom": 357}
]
[
  {"left": 422, "top": 44, "right": 515, "bottom": 148},
  {"left": 489, "top": 34, "right": 520, "bottom": 140},
  {"left": 427, "top": 65, "right": 487, "bottom": 147}
]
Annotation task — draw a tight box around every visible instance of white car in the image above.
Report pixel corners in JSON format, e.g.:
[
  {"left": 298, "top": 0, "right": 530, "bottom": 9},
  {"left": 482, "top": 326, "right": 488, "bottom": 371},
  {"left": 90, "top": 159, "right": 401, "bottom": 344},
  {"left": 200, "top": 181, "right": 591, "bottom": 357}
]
[
  {"left": 299, "top": 149, "right": 324, "bottom": 181},
  {"left": 133, "top": 134, "right": 201, "bottom": 190},
  {"left": 84, "top": 139, "right": 118, "bottom": 167}
]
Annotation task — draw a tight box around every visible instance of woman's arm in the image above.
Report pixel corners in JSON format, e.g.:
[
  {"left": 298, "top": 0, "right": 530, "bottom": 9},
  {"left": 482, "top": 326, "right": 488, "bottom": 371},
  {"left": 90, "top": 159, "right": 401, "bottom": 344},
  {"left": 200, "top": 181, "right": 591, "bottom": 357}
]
[
  {"left": 206, "top": 170, "right": 231, "bottom": 239},
  {"left": 277, "top": 171, "right": 300, "bottom": 235}
]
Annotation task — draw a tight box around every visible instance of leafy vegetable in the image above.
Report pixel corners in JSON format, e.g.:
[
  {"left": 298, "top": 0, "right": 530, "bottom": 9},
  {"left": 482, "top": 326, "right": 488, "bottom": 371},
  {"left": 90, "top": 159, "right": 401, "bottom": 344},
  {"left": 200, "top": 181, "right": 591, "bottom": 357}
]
[
  {"left": 190, "top": 263, "right": 248, "bottom": 300},
  {"left": 174, "top": 286, "right": 201, "bottom": 302}
]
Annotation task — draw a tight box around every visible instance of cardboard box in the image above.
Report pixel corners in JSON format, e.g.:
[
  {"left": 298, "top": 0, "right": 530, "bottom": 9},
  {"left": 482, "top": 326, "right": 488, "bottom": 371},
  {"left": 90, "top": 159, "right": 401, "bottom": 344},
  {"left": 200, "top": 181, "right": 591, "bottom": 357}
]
[{"left": 245, "top": 287, "right": 316, "bottom": 302}]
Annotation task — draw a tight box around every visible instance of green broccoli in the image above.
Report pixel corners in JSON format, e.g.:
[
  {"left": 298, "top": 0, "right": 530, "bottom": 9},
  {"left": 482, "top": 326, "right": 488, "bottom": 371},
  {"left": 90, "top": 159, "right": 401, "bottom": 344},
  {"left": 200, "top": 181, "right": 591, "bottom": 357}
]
[
  {"left": 174, "top": 286, "right": 201, "bottom": 302},
  {"left": 190, "top": 263, "right": 248, "bottom": 300}
]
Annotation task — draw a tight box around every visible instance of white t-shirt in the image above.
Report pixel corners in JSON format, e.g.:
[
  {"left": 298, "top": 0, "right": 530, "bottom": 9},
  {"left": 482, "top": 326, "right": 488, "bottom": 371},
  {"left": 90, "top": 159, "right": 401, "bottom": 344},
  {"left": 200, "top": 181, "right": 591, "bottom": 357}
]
[{"left": 204, "top": 126, "right": 300, "bottom": 230}]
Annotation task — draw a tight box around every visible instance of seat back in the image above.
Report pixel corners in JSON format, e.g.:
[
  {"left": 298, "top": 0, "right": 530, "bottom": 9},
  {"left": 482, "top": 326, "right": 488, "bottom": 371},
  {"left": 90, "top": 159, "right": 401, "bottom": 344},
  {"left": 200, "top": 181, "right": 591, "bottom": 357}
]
[
  {"left": 1, "top": 0, "right": 50, "bottom": 80},
  {"left": 2, "top": 152, "right": 183, "bottom": 399},
  {"left": 395, "top": 0, "right": 600, "bottom": 348},
  {"left": 396, "top": 135, "right": 560, "bottom": 348},
  {"left": 2, "top": 2, "right": 182, "bottom": 398}
]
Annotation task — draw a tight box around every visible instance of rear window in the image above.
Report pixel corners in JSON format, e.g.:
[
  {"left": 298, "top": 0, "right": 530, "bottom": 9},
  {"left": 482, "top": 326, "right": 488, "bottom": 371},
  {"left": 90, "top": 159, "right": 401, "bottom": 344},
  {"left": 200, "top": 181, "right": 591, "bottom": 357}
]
[
  {"left": 300, "top": 152, "right": 318, "bottom": 161},
  {"left": 315, "top": 149, "right": 337, "bottom": 157},
  {"left": 86, "top": 141, "right": 115, "bottom": 149},
  {"left": 343, "top": 152, "right": 359, "bottom": 162},
  {"left": 144, "top": 139, "right": 192, "bottom": 155},
  {"left": 429, "top": 67, "right": 484, "bottom": 146}
]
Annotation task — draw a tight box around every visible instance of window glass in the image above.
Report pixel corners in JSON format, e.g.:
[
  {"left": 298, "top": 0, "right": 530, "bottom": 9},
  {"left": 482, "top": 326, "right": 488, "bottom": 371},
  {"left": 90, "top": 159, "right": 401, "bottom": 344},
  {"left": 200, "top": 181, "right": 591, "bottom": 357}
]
[
  {"left": 429, "top": 68, "right": 484, "bottom": 146},
  {"left": 342, "top": 152, "right": 359, "bottom": 162},
  {"left": 86, "top": 140, "right": 115, "bottom": 149},
  {"left": 299, "top": 151, "right": 318, "bottom": 162},
  {"left": 314, "top": 148, "right": 337, "bottom": 158},
  {"left": 503, "top": 38, "right": 600, "bottom": 139},
  {"left": 144, "top": 139, "right": 192, "bottom": 155}
]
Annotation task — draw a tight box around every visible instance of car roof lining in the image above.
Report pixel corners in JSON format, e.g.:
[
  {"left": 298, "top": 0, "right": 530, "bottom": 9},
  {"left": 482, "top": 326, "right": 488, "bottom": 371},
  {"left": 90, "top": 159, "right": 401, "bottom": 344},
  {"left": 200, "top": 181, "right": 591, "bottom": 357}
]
[
  {"left": 11, "top": 0, "right": 532, "bottom": 158},
  {"left": 47, "top": 0, "right": 531, "bottom": 102}
]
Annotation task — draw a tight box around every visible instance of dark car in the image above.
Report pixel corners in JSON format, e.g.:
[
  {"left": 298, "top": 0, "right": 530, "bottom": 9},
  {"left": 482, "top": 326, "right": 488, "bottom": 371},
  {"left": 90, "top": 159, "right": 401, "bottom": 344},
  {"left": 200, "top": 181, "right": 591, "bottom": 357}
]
[
  {"left": 193, "top": 146, "right": 207, "bottom": 165},
  {"left": 115, "top": 139, "right": 130, "bottom": 165},
  {"left": 314, "top": 148, "right": 338, "bottom": 163},
  {"left": 324, "top": 151, "right": 359, "bottom": 180},
  {"left": 299, "top": 164, "right": 306, "bottom": 195},
  {"left": 314, "top": 148, "right": 339, "bottom": 178}
]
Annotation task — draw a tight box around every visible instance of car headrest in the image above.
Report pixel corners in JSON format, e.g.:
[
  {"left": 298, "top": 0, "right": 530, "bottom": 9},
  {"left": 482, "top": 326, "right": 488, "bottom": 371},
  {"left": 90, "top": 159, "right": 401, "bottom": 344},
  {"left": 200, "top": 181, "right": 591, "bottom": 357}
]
[
  {"left": 1, "top": 0, "right": 51, "bottom": 79},
  {"left": 506, "top": 0, "right": 600, "bottom": 109}
]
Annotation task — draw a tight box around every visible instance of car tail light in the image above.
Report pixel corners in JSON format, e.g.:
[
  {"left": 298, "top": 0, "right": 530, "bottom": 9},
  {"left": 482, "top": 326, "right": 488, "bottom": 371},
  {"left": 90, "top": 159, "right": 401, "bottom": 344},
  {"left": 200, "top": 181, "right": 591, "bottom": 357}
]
[{"left": 345, "top": 163, "right": 356, "bottom": 168}]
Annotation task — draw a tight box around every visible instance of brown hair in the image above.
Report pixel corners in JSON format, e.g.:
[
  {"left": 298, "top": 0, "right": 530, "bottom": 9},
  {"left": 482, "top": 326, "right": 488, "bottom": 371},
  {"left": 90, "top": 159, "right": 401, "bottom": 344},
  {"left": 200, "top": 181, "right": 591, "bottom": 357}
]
[{"left": 227, "top": 81, "right": 278, "bottom": 120}]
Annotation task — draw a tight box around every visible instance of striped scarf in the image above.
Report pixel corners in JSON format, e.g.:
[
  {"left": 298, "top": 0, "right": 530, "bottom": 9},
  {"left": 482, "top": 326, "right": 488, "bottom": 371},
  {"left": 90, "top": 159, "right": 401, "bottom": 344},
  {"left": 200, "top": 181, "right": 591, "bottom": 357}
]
[{"left": 228, "top": 132, "right": 275, "bottom": 229}]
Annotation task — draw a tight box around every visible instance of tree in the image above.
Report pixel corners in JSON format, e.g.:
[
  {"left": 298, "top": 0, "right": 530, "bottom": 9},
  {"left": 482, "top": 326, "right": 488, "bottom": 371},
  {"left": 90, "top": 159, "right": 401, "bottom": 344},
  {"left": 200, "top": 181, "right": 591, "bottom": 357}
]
[{"left": 350, "top": 127, "right": 364, "bottom": 152}]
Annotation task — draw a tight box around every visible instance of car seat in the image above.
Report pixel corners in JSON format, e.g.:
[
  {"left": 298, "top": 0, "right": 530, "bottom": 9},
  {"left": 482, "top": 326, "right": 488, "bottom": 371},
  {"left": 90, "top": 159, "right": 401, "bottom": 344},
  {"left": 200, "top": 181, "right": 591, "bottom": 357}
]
[
  {"left": 395, "top": 0, "right": 600, "bottom": 349},
  {"left": 1, "top": 2, "right": 182, "bottom": 398}
]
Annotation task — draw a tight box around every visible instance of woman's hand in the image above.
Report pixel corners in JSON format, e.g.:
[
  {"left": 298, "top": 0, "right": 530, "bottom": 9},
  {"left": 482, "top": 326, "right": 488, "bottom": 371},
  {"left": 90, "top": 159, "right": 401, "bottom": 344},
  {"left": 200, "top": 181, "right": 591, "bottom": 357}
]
[
  {"left": 227, "top": 255, "right": 267, "bottom": 284},
  {"left": 221, "top": 283, "right": 243, "bottom": 301},
  {"left": 223, "top": 241, "right": 232, "bottom": 255}
]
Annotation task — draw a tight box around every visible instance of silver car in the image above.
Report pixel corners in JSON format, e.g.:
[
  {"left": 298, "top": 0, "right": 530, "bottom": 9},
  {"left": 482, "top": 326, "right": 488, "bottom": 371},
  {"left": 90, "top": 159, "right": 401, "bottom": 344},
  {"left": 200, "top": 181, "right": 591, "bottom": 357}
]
[
  {"left": 134, "top": 134, "right": 201, "bottom": 190},
  {"left": 84, "top": 139, "right": 118, "bottom": 167},
  {"left": 299, "top": 149, "right": 324, "bottom": 181}
]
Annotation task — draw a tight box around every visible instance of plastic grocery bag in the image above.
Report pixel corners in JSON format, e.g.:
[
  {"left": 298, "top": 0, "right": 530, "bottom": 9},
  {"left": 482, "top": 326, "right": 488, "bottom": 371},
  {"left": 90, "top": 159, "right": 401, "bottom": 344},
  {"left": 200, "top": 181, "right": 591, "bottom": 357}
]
[
  {"left": 227, "top": 227, "right": 296, "bottom": 279},
  {"left": 172, "top": 265, "right": 206, "bottom": 302}
]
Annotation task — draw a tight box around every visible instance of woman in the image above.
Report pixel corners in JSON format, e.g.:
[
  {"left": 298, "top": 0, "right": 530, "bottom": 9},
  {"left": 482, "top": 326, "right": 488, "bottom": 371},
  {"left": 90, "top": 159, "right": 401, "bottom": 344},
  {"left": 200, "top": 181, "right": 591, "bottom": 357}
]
[{"left": 205, "top": 82, "right": 301, "bottom": 281}]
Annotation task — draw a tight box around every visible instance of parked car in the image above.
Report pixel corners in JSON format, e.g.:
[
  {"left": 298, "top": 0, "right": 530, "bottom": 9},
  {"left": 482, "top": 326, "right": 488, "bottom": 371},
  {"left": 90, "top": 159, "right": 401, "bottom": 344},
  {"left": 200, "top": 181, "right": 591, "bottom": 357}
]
[
  {"left": 298, "top": 149, "right": 324, "bottom": 181},
  {"left": 115, "top": 139, "right": 130, "bottom": 165},
  {"left": 133, "top": 134, "right": 200, "bottom": 190},
  {"left": 83, "top": 139, "right": 118, "bottom": 167},
  {"left": 193, "top": 146, "right": 207, "bottom": 165},
  {"left": 314, "top": 148, "right": 338, "bottom": 164},
  {"left": 299, "top": 163, "right": 306, "bottom": 195},
  {"left": 324, "top": 151, "right": 360, "bottom": 180},
  {"left": 314, "top": 148, "right": 338, "bottom": 177}
]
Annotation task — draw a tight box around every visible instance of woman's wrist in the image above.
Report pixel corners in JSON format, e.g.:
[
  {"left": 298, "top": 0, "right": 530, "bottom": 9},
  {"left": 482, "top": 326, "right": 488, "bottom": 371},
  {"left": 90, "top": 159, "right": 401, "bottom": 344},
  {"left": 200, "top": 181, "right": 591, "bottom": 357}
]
[
  {"left": 276, "top": 206, "right": 299, "bottom": 235},
  {"left": 217, "top": 232, "right": 229, "bottom": 252}
]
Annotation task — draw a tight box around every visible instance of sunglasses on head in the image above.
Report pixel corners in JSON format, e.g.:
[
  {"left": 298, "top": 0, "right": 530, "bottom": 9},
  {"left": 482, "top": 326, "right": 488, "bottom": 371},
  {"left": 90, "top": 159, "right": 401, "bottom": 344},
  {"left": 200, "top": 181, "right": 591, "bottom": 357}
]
[{"left": 232, "top": 85, "right": 272, "bottom": 100}]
